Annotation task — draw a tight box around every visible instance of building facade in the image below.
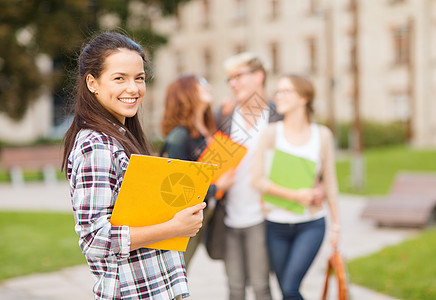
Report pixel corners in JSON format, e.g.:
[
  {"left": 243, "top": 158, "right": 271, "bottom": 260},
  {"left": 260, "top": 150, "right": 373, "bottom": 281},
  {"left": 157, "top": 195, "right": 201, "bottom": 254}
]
[
  {"left": 145, "top": 0, "right": 436, "bottom": 147},
  {"left": 0, "top": 54, "right": 53, "bottom": 144}
]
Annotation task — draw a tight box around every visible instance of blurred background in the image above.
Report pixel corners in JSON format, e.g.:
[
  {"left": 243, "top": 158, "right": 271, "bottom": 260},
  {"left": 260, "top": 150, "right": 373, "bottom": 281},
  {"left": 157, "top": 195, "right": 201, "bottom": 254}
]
[
  {"left": 2, "top": 0, "right": 436, "bottom": 187},
  {"left": 1, "top": 0, "right": 435, "bottom": 147},
  {"left": 1, "top": 1, "right": 436, "bottom": 299}
]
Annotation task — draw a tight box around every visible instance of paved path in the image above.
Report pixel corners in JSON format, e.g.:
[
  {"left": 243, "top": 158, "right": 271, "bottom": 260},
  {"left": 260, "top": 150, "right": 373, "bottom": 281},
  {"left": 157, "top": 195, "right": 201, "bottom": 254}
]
[{"left": 0, "top": 182, "right": 418, "bottom": 299}]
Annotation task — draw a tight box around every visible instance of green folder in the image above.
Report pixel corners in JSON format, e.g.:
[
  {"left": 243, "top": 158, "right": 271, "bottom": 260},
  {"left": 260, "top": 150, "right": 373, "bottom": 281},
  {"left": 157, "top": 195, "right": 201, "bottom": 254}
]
[{"left": 263, "top": 149, "right": 316, "bottom": 214}]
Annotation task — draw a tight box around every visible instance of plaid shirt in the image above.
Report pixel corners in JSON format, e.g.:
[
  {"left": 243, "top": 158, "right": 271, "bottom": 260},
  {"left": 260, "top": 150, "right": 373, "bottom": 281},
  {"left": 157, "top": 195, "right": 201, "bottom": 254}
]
[{"left": 67, "top": 129, "right": 189, "bottom": 300}]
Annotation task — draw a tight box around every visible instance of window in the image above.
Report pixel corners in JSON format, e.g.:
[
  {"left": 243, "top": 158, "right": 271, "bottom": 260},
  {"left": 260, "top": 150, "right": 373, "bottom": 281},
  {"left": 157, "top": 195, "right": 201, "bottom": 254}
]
[
  {"left": 392, "top": 25, "right": 410, "bottom": 66},
  {"left": 307, "top": 0, "right": 321, "bottom": 15},
  {"left": 349, "top": 34, "right": 357, "bottom": 72},
  {"left": 344, "top": 29, "right": 356, "bottom": 72},
  {"left": 269, "top": 0, "right": 280, "bottom": 20},
  {"left": 174, "top": 6, "right": 183, "bottom": 30},
  {"left": 175, "top": 51, "right": 184, "bottom": 75},
  {"left": 234, "top": 0, "right": 247, "bottom": 24},
  {"left": 391, "top": 92, "right": 410, "bottom": 121},
  {"left": 344, "top": 0, "right": 355, "bottom": 12},
  {"left": 234, "top": 44, "right": 246, "bottom": 54},
  {"left": 307, "top": 37, "right": 318, "bottom": 74},
  {"left": 203, "top": 48, "right": 212, "bottom": 80},
  {"left": 270, "top": 42, "right": 280, "bottom": 75},
  {"left": 388, "top": 0, "right": 406, "bottom": 5},
  {"left": 200, "top": 0, "right": 211, "bottom": 29}
]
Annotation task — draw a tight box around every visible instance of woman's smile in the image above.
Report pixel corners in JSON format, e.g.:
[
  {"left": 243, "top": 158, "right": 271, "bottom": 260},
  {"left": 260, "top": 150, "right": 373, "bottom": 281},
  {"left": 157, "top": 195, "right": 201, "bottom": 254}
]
[{"left": 119, "top": 97, "right": 138, "bottom": 104}]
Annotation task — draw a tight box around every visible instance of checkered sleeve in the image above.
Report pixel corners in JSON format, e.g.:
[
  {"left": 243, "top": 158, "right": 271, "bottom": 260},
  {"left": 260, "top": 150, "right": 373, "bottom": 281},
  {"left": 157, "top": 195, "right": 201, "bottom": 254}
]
[{"left": 71, "top": 138, "right": 131, "bottom": 260}]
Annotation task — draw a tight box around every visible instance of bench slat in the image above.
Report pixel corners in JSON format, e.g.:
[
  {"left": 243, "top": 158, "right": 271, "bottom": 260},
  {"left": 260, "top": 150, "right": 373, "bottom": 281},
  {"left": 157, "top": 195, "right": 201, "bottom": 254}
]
[
  {"left": 0, "top": 145, "right": 63, "bottom": 186},
  {"left": 0, "top": 145, "right": 62, "bottom": 169},
  {"left": 361, "top": 173, "right": 436, "bottom": 227}
]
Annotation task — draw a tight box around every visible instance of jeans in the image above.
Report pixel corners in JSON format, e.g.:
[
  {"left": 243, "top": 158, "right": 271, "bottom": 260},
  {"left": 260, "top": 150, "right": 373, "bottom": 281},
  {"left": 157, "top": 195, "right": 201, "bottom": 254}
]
[
  {"left": 224, "top": 222, "right": 272, "bottom": 300},
  {"left": 266, "top": 218, "right": 325, "bottom": 300}
]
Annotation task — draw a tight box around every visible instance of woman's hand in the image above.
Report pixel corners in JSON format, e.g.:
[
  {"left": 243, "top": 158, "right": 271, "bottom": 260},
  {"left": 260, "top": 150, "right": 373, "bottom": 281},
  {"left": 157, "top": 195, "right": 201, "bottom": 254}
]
[
  {"left": 295, "top": 188, "right": 315, "bottom": 206},
  {"left": 221, "top": 97, "right": 237, "bottom": 116},
  {"left": 294, "top": 184, "right": 325, "bottom": 207},
  {"left": 171, "top": 202, "right": 206, "bottom": 237},
  {"left": 215, "top": 168, "right": 236, "bottom": 193},
  {"left": 311, "top": 183, "right": 325, "bottom": 207}
]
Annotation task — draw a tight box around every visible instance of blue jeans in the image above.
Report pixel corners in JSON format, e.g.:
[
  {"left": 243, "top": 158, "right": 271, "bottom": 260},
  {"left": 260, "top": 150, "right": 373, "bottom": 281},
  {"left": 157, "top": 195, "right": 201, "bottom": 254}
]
[{"left": 266, "top": 218, "right": 325, "bottom": 300}]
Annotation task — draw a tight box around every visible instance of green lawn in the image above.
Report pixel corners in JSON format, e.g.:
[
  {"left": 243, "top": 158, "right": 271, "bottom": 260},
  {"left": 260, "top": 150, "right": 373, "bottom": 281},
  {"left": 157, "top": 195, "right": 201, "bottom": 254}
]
[
  {"left": 348, "top": 227, "right": 436, "bottom": 300},
  {"left": 0, "top": 169, "right": 66, "bottom": 183},
  {"left": 336, "top": 145, "right": 436, "bottom": 195},
  {"left": 337, "top": 146, "right": 436, "bottom": 299},
  {"left": 1, "top": 145, "right": 436, "bottom": 299},
  {"left": 0, "top": 211, "right": 86, "bottom": 281}
]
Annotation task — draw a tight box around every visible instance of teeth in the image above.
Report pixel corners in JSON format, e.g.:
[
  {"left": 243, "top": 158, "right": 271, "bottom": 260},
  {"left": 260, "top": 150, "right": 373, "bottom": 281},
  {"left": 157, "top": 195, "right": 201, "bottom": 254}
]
[{"left": 119, "top": 98, "right": 136, "bottom": 104}]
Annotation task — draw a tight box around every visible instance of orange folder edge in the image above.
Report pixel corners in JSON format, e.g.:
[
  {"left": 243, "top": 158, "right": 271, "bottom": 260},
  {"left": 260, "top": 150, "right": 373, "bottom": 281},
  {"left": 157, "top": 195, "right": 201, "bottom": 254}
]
[{"left": 197, "top": 131, "right": 247, "bottom": 183}]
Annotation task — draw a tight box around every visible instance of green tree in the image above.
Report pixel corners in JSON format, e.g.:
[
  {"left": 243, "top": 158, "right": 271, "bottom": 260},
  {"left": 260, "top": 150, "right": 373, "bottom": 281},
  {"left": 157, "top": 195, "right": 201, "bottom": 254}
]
[{"left": 0, "top": 0, "right": 190, "bottom": 121}]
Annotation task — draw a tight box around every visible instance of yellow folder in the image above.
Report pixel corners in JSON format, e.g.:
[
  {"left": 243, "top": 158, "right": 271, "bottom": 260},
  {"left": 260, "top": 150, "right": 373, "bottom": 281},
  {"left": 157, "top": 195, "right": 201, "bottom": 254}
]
[
  {"left": 110, "top": 154, "right": 217, "bottom": 251},
  {"left": 197, "top": 131, "right": 247, "bottom": 183}
]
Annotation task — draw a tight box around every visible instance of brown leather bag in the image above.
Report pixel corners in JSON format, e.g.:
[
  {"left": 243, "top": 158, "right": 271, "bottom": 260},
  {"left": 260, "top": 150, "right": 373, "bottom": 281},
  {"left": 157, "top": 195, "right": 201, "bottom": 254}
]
[{"left": 322, "top": 250, "right": 349, "bottom": 300}]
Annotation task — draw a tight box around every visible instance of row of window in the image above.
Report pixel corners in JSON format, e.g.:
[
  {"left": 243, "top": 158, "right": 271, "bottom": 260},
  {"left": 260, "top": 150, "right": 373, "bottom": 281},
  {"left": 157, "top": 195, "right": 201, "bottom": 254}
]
[
  {"left": 173, "top": 25, "right": 410, "bottom": 82},
  {"left": 175, "top": 0, "right": 338, "bottom": 30},
  {"left": 175, "top": 0, "right": 409, "bottom": 30}
]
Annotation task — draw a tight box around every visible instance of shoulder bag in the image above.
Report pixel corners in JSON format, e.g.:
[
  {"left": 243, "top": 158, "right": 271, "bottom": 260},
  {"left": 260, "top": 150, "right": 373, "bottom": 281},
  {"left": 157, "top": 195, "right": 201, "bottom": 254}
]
[
  {"left": 322, "top": 249, "right": 350, "bottom": 300},
  {"left": 205, "top": 198, "right": 226, "bottom": 260}
]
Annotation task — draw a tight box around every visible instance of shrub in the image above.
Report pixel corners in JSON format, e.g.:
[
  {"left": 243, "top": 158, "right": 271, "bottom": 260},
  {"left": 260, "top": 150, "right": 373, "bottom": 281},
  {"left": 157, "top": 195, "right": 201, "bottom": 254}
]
[{"left": 336, "top": 121, "right": 407, "bottom": 149}]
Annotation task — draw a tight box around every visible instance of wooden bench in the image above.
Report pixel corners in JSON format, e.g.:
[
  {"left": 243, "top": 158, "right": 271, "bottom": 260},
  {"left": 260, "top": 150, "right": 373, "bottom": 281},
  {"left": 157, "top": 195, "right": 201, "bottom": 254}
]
[
  {"left": 0, "top": 144, "right": 63, "bottom": 186},
  {"left": 361, "top": 172, "right": 436, "bottom": 227}
]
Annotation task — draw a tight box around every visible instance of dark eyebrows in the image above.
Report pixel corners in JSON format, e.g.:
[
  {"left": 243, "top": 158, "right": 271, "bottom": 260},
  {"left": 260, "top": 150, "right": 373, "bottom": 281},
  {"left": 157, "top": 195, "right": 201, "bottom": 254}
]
[{"left": 111, "top": 71, "right": 146, "bottom": 76}]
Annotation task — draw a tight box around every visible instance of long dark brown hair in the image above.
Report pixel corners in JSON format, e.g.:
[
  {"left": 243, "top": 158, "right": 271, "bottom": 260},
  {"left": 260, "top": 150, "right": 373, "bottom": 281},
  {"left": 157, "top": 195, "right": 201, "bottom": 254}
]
[
  {"left": 62, "top": 32, "right": 152, "bottom": 173},
  {"left": 161, "top": 75, "right": 216, "bottom": 138}
]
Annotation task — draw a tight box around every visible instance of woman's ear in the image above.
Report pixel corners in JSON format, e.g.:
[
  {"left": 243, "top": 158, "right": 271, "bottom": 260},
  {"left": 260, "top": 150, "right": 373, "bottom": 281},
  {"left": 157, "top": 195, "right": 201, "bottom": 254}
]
[{"left": 86, "top": 74, "right": 98, "bottom": 94}]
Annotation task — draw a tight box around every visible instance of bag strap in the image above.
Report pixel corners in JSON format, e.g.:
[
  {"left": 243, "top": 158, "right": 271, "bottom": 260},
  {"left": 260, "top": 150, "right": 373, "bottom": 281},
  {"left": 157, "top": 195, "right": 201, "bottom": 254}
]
[
  {"left": 322, "top": 250, "right": 349, "bottom": 300},
  {"left": 322, "top": 254, "right": 333, "bottom": 300}
]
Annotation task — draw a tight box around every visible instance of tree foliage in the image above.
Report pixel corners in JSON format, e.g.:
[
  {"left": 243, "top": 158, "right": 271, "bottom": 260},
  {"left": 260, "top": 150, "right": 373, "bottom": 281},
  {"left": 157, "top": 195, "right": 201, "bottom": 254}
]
[{"left": 0, "top": 0, "right": 190, "bottom": 121}]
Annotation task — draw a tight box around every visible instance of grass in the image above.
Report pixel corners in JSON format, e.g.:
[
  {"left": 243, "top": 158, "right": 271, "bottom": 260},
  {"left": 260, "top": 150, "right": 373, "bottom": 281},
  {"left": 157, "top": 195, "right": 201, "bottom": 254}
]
[
  {"left": 0, "top": 168, "right": 66, "bottom": 183},
  {"left": 336, "top": 145, "right": 436, "bottom": 195},
  {"left": 337, "top": 146, "right": 436, "bottom": 299},
  {"left": 1, "top": 144, "right": 436, "bottom": 297},
  {"left": 0, "top": 211, "right": 86, "bottom": 281},
  {"left": 348, "top": 227, "right": 436, "bottom": 300}
]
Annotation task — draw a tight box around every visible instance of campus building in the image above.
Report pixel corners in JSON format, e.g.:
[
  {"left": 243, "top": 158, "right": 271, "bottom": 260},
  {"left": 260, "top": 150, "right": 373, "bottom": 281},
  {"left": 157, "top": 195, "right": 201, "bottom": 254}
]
[
  {"left": 145, "top": 0, "right": 436, "bottom": 147},
  {"left": 1, "top": 0, "right": 434, "bottom": 147}
]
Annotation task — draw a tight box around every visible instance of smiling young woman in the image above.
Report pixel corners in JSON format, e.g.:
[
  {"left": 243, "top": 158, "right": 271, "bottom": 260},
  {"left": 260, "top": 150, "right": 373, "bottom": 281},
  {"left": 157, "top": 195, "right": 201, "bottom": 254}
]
[
  {"left": 62, "top": 32, "right": 206, "bottom": 300},
  {"left": 85, "top": 48, "right": 146, "bottom": 124}
]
